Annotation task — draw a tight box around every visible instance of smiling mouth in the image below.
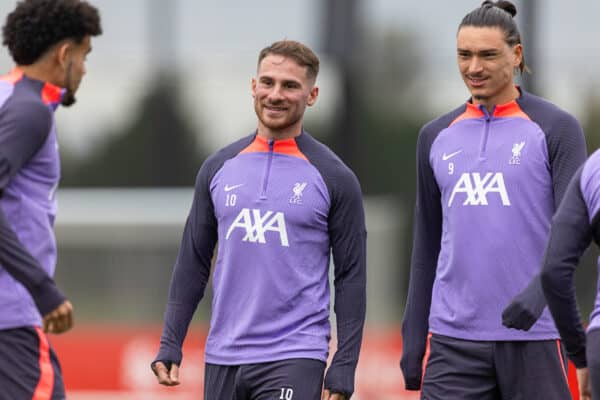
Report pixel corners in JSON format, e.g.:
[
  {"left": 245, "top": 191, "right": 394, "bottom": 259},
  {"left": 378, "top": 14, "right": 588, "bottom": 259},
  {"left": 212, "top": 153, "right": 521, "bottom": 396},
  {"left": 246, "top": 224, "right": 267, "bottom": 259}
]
[
  {"left": 265, "top": 105, "right": 288, "bottom": 112},
  {"left": 467, "top": 76, "right": 487, "bottom": 87}
]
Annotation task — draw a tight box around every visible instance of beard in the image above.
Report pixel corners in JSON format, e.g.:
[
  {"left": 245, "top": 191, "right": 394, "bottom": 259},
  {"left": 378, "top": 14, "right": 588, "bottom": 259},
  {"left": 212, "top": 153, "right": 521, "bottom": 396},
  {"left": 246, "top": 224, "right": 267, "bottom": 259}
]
[
  {"left": 254, "top": 100, "right": 302, "bottom": 132},
  {"left": 61, "top": 61, "right": 78, "bottom": 107},
  {"left": 61, "top": 90, "right": 77, "bottom": 107}
]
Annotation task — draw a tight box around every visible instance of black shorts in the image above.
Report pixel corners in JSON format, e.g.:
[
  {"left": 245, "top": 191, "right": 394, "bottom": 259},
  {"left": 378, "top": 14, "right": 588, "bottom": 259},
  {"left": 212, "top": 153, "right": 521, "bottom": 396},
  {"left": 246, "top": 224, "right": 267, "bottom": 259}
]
[
  {"left": 0, "top": 326, "right": 64, "bottom": 400},
  {"left": 421, "top": 334, "right": 571, "bottom": 400},
  {"left": 204, "top": 358, "right": 326, "bottom": 400}
]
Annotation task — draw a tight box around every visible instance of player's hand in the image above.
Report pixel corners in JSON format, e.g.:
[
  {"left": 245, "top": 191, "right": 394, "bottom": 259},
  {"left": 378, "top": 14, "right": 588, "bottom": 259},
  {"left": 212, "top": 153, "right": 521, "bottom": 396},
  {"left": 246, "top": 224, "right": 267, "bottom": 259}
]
[
  {"left": 502, "top": 276, "right": 546, "bottom": 330},
  {"left": 43, "top": 300, "right": 73, "bottom": 334},
  {"left": 152, "top": 361, "right": 180, "bottom": 386},
  {"left": 577, "top": 368, "right": 591, "bottom": 400},
  {"left": 322, "top": 389, "right": 347, "bottom": 400},
  {"left": 501, "top": 293, "right": 545, "bottom": 331}
]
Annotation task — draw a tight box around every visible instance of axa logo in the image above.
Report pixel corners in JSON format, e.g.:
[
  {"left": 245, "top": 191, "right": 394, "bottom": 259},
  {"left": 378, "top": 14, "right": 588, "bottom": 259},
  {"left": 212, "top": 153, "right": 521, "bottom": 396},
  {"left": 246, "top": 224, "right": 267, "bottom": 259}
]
[
  {"left": 226, "top": 208, "right": 289, "bottom": 246},
  {"left": 448, "top": 172, "right": 511, "bottom": 206}
]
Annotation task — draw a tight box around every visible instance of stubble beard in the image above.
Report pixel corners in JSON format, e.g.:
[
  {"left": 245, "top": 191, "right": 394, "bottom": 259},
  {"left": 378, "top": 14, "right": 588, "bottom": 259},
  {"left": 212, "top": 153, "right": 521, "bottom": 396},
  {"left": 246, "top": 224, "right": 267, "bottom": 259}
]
[
  {"left": 255, "top": 101, "right": 300, "bottom": 133},
  {"left": 61, "top": 62, "right": 77, "bottom": 107}
]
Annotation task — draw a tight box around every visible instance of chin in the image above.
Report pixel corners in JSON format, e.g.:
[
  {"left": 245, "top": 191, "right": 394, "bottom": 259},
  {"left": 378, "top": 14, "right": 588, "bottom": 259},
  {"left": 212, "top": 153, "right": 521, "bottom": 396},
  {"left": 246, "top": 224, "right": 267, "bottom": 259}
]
[
  {"left": 470, "top": 90, "right": 490, "bottom": 100},
  {"left": 61, "top": 92, "right": 77, "bottom": 107},
  {"left": 261, "top": 115, "right": 287, "bottom": 128},
  {"left": 264, "top": 122, "right": 290, "bottom": 131}
]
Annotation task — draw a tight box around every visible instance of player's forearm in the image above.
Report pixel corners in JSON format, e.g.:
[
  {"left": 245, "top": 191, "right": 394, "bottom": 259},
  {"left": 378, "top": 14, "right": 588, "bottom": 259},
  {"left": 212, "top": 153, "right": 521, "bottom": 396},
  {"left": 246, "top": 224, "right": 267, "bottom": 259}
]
[
  {"left": 156, "top": 302, "right": 199, "bottom": 365},
  {"left": 325, "top": 224, "right": 366, "bottom": 396},
  {"left": 325, "top": 280, "right": 365, "bottom": 397},
  {"left": 400, "top": 258, "right": 435, "bottom": 389},
  {"left": 541, "top": 221, "right": 589, "bottom": 368},
  {"left": 0, "top": 207, "right": 65, "bottom": 314},
  {"left": 156, "top": 222, "right": 214, "bottom": 364},
  {"left": 400, "top": 197, "right": 440, "bottom": 386},
  {"left": 156, "top": 285, "right": 206, "bottom": 365},
  {"left": 542, "top": 168, "right": 592, "bottom": 367},
  {"left": 156, "top": 267, "right": 211, "bottom": 365},
  {"left": 542, "top": 271, "right": 587, "bottom": 367}
]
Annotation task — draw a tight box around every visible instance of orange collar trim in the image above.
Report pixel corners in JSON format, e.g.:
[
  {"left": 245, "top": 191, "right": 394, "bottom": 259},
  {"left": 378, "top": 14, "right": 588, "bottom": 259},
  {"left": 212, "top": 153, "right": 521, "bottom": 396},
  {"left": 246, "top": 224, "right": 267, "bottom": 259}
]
[
  {"left": 451, "top": 99, "right": 530, "bottom": 126},
  {"left": 240, "top": 134, "right": 308, "bottom": 161},
  {"left": 1, "top": 67, "right": 64, "bottom": 105}
]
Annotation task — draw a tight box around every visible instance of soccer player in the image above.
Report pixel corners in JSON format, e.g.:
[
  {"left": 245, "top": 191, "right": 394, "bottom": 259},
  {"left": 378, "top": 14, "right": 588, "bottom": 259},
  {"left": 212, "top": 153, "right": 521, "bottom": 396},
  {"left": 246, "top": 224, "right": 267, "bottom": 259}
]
[
  {"left": 400, "top": 1, "right": 586, "bottom": 398},
  {"left": 535, "top": 149, "right": 600, "bottom": 400},
  {"left": 152, "top": 40, "right": 366, "bottom": 400},
  {"left": 0, "top": 0, "right": 101, "bottom": 398}
]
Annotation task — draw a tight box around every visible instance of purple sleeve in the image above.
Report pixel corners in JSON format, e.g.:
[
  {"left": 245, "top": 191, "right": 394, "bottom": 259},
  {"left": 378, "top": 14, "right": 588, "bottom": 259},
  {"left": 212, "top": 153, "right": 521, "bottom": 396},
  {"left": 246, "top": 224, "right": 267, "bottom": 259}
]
[
  {"left": 541, "top": 165, "right": 590, "bottom": 368},
  {"left": 400, "top": 121, "right": 443, "bottom": 390},
  {"left": 153, "top": 136, "right": 252, "bottom": 368},
  {"left": 0, "top": 98, "right": 65, "bottom": 315},
  {"left": 153, "top": 162, "right": 218, "bottom": 367},
  {"left": 502, "top": 95, "right": 587, "bottom": 330},
  {"left": 323, "top": 164, "right": 366, "bottom": 397}
]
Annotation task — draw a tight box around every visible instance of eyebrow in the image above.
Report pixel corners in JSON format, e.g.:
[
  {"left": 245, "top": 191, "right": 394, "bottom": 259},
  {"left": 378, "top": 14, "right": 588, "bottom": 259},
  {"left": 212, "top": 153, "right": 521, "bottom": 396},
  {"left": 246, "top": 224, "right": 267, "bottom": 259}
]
[
  {"left": 457, "top": 48, "right": 500, "bottom": 54},
  {"left": 258, "top": 76, "right": 301, "bottom": 85}
]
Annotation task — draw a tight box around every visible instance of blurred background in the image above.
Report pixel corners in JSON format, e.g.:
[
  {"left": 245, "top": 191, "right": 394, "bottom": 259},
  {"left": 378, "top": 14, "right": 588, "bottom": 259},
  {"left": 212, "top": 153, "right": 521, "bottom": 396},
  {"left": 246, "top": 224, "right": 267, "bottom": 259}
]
[{"left": 1, "top": 0, "right": 598, "bottom": 398}]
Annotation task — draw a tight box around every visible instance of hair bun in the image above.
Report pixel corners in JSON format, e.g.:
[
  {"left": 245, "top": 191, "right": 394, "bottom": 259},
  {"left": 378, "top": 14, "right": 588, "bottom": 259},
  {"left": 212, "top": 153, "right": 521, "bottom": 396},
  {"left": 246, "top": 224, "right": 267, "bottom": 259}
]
[{"left": 484, "top": 0, "right": 517, "bottom": 17}]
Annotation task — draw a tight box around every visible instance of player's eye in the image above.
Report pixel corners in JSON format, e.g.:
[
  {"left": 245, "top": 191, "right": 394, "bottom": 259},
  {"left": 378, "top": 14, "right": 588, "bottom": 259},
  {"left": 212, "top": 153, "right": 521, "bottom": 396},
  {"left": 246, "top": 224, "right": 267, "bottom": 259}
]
[{"left": 284, "top": 82, "right": 299, "bottom": 89}]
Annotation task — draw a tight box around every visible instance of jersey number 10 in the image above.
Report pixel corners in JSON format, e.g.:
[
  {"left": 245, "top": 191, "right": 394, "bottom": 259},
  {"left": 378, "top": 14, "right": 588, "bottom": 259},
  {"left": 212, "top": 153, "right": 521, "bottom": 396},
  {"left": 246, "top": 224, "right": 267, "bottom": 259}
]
[{"left": 280, "top": 388, "right": 294, "bottom": 400}]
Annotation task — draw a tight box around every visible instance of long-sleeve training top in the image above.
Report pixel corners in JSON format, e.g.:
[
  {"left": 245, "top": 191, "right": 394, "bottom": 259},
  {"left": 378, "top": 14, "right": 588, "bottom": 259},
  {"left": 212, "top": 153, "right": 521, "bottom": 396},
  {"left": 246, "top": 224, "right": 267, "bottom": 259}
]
[
  {"left": 155, "top": 131, "right": 367, "bottom": 396},
  {"left": 0, "top": 69, "right": 66, "bottom": 329},
  {"left": 401, "top": 88, "right": 586, "bottom": 389},
  {"left": 541, "top": 149, "right": 600, "bottom": 368}
]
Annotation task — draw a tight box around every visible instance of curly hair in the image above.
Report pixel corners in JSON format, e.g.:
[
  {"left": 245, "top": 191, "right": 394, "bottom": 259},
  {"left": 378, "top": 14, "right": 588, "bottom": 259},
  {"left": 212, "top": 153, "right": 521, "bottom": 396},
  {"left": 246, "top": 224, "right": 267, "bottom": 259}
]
[{"left": 2, "top": 0, "right": 102, "bottom": 65}]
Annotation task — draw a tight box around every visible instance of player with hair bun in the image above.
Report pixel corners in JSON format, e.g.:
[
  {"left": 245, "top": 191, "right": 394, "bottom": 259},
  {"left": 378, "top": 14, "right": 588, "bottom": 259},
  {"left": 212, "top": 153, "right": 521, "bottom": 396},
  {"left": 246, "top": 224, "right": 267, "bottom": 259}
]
[{"left": 400, "top": 1, "right": 586, "bottom": 398}]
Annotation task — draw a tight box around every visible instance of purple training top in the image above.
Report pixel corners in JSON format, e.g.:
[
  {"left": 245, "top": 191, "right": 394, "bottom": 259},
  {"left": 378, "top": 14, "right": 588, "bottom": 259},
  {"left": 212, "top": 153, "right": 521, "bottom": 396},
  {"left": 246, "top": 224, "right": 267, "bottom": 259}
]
[
  {"left": 155, "top": 131, "right": 367, "bottom": 396},
  {"left": 0, "top": 69, "right": 66, "bottom": 329},
  {"left": 401, "top": 88, "right": 587, "bottom": 389}
]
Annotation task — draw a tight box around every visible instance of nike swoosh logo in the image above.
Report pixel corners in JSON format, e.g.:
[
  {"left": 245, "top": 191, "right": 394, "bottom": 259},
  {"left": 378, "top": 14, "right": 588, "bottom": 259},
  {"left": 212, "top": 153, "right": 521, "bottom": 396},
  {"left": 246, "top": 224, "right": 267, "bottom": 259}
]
[
  {"left": 224, "top": 184, "right": 244, "bottom": 192},
  {"left": 442, "top": 150, "right": 463, "bottom": 161}
]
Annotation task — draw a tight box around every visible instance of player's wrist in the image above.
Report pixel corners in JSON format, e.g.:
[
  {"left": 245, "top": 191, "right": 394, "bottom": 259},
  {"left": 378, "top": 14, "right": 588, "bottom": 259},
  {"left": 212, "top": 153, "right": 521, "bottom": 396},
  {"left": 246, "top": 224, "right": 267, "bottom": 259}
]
[
  {"left": 569, "top": 348, "right": 587, "bottom": 369},
  {"left": 32, "top": 278, "right": 66, "bottom": 316}
]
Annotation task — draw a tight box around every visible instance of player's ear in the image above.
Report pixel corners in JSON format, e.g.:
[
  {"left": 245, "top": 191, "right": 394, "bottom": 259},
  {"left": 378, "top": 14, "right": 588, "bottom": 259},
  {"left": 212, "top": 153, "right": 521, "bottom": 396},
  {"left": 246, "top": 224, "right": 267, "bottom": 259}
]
[
  {"left": 512, "top": 43, "right": 523, "bottom": 69},
  {"left": 251, "top": 78, "right": 257, "bottom": 98},
  {"left": 307, "top": 85, "right": 319, "bottom": 107},
  {"left": 55, "top": 40, "right": 73, "bottom": 70}
]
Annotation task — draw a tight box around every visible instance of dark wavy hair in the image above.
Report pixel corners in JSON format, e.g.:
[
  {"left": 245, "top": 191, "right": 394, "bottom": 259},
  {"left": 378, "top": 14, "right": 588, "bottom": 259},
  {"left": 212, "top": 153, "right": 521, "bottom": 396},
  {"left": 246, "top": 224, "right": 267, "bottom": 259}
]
[
  {"left": 459, "top": 0, "right": 526, "bottom": 73},
  {"left": 2, "top": 0, "right": 102, "bottom": 65}
]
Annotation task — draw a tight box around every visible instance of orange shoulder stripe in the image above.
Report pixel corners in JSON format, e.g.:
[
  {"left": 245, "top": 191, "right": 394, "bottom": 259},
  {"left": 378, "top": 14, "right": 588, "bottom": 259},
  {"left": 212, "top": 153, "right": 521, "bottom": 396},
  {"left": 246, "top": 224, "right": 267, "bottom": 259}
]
[{"left": 0, "top": 68, "right": 24, "bottom": 84}]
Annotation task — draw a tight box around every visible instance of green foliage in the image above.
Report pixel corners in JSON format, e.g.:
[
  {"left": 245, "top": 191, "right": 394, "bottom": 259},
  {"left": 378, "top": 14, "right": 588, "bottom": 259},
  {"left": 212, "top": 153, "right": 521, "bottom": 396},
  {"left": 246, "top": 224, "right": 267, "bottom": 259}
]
[{"left": 62, "top": 74, "right": 206, "bottom": 187}]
